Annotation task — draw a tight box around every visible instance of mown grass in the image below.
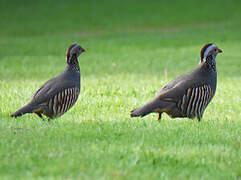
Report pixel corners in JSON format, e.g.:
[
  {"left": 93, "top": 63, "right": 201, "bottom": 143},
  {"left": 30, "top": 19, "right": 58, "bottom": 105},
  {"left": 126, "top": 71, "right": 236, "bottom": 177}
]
[{"left": 0, "top": 0, "right": 241, "bottom": 179}]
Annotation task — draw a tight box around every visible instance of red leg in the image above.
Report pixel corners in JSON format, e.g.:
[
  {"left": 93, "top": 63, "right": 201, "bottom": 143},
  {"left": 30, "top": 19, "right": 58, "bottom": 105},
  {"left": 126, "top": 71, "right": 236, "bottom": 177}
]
[
  {"left": 158, "top": 113, "right": 162, "bottom": 121},
  {"left": 33, "top": 109, "right": 44, "bottom": 120},
  {"left": 34, "top": 112, "right": 43, "bottom": 118}
]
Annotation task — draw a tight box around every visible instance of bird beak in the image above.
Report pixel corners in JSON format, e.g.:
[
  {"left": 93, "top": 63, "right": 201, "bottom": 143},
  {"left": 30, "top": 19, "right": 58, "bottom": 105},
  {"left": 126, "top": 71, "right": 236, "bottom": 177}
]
[
  {"left": 217, "top": 48, "right": 222, "bottom": 53},
  {"left": 82, "top": 48, "right": 86, "bottom": 53}
]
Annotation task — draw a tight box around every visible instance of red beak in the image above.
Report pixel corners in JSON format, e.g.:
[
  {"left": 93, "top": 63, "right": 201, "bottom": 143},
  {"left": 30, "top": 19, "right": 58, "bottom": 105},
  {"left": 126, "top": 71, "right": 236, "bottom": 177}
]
[
  {"left": 217, "top": 48, "right": 222, "bottom": 53},
  {"left": 82, "top": 48, "right": 86, "bottom": 52}
]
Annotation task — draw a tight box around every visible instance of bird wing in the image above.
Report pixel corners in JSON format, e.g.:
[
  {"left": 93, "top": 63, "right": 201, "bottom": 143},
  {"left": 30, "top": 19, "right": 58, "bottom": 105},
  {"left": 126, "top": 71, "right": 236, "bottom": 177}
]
[
  {"left": 155, "top": 68, "right": 207, "bottom": 102},
  {"left": 30, "top": 72, "right": 80, "bottom": 105}
]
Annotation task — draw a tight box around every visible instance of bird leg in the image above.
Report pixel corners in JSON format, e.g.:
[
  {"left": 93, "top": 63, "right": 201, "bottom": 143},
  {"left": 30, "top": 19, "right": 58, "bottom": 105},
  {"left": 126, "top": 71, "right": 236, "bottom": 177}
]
[
  {"left": 35, "top": 113, "right": 49, "bottom": 121},
  {"left": 34, "top": 111, "right": 43, "bottom": 118},
  {"left": 47, "top": 117, "right": 53, "bottom": 122},
  {"left": 158, "top": 113, "right": 162, "bottom": 121},
  {"left": 33, "top": 109, "right": 47, "bottom": 121}
]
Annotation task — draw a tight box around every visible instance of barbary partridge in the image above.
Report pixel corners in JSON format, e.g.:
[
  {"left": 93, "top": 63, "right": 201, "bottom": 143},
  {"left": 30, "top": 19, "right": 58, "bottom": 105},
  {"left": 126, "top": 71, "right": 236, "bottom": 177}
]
[
  {"left": 130, "top": 43, "right": 222, "bottom": 121},
  {"left": 11, "top": 44, "right": 85, "bottom": 119}
]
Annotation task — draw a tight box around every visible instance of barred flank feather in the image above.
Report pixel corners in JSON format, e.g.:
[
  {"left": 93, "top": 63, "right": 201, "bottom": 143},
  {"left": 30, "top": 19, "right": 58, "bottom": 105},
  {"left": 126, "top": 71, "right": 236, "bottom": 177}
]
[
  {"left": 177, "top": 85, "right": 212, "bottom": 120},
  {"left": 48, "top": 87, "right": 80, "bottom": 117}
]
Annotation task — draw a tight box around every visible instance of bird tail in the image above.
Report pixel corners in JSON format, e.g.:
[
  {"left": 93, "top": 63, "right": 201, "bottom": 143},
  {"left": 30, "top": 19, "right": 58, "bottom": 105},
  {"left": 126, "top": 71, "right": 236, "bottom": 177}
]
[
  {"left": 130, "top": 99, "right": 160, "bottom": 118},
  {"left": 130, "top": 98, "right": 175, "bottom": 118},
  {"left": 11, "top": 104, "right": 34, "bottom": 118}
]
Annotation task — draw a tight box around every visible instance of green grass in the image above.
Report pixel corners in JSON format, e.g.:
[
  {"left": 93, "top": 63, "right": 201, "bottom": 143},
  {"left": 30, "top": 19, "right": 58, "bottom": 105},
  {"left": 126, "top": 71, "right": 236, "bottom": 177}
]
[{"left": 0, "top": 0, "right": 241, "bottom": 179}]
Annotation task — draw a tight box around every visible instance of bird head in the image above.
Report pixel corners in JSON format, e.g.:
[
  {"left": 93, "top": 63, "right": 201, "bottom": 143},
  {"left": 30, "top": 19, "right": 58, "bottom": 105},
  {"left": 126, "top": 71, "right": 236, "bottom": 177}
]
[
  {"left": 200, "top": 43, "right": 222, "bottom": 63},
  {"left": 66, "top": 44, "right": 85, "bottom": 64}
]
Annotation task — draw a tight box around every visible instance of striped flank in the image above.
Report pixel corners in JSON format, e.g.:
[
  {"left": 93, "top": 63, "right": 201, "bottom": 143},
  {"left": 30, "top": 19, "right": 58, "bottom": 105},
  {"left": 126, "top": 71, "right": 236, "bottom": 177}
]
[
  {"left": 178, "top": 85, "right": 212, "bottom": 120},
  {"left": 48, "top": 87, "right": 80, "bottom": 117}
]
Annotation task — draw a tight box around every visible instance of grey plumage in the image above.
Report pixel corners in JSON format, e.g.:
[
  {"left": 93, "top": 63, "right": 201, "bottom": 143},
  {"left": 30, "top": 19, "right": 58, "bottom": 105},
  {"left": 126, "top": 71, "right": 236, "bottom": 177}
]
[
  {"left": 11, "top": 44, "right": 85, "bottom": 119},
  {"left": 130, "top": 43, "right": 222, "bottom": 121}
]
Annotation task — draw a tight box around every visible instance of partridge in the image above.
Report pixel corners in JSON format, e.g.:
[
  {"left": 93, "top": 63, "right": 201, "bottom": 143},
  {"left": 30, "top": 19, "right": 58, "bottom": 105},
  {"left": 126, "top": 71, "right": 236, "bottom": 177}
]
[
  {"left": 11, "top": 44, "right": 85, "bottom": 119},
  {"left": 130, "top": 43, "right": 222, "bottom": 121}
]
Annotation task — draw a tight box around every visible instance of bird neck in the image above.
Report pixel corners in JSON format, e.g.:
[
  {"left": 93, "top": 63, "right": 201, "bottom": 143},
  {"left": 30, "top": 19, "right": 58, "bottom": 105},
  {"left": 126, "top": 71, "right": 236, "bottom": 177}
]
[
  {"left": 202, "top": 54, "right": 217, "bottom": 72},
  {"left": 66, "top": 56, "right": 80, "bottom": 73}
]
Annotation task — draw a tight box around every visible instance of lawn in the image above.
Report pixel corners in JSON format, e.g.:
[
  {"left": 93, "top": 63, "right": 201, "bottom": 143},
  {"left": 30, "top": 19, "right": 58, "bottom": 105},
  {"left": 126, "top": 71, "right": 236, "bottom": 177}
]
[{"left": 0, "top": 0, "right": 241, "bottom": 179}]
